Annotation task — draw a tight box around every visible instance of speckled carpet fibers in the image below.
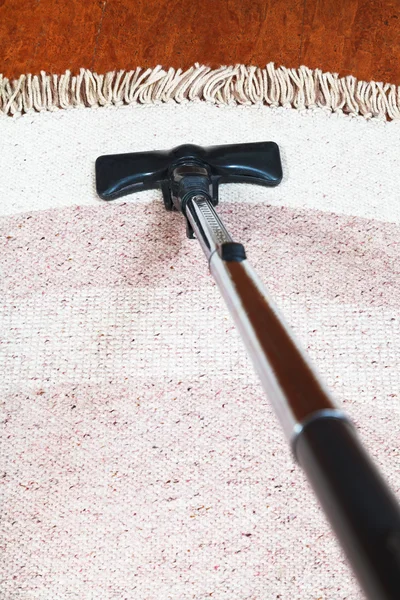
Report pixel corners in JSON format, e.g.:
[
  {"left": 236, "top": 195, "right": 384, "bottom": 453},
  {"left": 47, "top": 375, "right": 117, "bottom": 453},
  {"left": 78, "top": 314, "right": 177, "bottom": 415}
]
[{"left": 1, "top": 103, "right": 400, "bottom": 600}]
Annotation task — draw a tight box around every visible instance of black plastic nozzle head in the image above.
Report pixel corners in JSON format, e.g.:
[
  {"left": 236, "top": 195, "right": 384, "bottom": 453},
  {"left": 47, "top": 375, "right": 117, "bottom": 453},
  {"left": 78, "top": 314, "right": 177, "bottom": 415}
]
[{"left": 95, "top": 142, "right": 282, "bottom": 211}]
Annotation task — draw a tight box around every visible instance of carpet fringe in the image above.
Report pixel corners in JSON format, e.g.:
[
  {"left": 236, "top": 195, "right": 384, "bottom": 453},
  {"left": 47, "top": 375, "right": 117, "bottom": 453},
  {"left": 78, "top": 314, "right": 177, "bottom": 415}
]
[{"left": 1, "top": 63, "right": 400, "bottom": 120}]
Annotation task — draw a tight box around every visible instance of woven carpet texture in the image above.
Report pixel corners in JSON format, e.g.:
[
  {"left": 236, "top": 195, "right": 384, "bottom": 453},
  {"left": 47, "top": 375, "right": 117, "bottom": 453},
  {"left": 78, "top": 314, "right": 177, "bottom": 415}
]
[{"left": 1, "top": 103, "right": 400, "bottom": 599}]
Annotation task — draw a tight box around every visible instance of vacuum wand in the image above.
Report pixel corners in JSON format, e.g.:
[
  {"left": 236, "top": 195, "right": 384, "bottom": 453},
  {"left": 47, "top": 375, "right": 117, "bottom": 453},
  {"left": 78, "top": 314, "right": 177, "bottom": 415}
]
[{"left": 96, "top": 142, "right": 400, "bottom": 599}]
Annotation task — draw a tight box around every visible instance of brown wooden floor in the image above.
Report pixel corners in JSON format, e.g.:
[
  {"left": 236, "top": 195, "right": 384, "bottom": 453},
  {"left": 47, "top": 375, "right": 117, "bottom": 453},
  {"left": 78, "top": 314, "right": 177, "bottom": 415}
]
[{"left": 1, "top": 0, "right": 399, "bottom": 84}]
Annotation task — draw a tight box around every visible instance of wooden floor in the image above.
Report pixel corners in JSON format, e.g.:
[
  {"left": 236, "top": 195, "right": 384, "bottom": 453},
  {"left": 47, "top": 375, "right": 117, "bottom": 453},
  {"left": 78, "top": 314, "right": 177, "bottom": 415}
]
[{"left": 1, "top": 0, "right": 399, "bottom": 84}]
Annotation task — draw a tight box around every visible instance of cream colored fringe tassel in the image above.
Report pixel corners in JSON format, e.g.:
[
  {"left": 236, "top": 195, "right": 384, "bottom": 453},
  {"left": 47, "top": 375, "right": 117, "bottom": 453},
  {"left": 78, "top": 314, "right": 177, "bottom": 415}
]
[{"left": 1, "top": 63, "right": 400, "bottom": 120}]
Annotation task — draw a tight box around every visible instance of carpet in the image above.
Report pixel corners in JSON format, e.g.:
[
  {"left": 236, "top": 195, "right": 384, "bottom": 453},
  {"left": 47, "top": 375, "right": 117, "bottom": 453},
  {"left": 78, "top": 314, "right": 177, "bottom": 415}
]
[{"left": 1, "top": 67, "right": 400, "bottom": 599}]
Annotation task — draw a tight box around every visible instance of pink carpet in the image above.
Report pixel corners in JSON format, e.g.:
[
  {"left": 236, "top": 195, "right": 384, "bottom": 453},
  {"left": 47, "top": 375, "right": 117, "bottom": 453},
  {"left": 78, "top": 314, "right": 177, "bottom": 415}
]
[{"left": 1, "top": 101, "right": 400, "bottom": 599}]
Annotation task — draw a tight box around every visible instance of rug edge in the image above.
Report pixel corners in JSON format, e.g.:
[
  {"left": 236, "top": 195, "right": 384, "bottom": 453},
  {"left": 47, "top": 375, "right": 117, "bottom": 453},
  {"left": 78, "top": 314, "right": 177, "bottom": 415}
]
[{"left": 1, "top": 63, "right": 400, "bottom": 121}]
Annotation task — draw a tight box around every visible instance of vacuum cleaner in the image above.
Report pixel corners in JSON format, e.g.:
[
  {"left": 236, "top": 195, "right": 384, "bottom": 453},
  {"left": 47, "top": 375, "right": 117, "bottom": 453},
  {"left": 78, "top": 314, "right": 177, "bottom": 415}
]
[{"left": 95, "top": 142, "right": 400, "bottom": 599}]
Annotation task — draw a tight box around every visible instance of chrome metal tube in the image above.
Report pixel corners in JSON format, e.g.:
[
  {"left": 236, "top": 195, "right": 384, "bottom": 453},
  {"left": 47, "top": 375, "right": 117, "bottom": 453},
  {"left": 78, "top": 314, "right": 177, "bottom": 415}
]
[
  {"left": 184, "top": 193, "right": 400, "bottom": 600},
  {"left": 185, "top": 195, "right": 346, "bottom": 446},
  {"left": 184, "top": 194, "right": 233, "bottom": 263}
]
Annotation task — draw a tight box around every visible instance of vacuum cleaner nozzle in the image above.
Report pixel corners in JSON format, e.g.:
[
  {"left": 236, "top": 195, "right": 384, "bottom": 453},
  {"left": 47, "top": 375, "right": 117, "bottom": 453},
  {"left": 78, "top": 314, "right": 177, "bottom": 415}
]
[{"left": 95, "top": 142, "right": 282, "bottom": 216}]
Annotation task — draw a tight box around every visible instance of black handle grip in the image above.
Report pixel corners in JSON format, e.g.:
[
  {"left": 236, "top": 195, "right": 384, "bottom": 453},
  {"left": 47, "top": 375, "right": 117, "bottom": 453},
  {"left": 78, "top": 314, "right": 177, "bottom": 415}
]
[
  {"left": 295, "top": 418, "right": 400, "bottom": 600},
  {"left": 95, "top": 142, "right": 282, "bottom": 201}
]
